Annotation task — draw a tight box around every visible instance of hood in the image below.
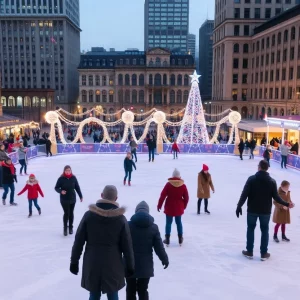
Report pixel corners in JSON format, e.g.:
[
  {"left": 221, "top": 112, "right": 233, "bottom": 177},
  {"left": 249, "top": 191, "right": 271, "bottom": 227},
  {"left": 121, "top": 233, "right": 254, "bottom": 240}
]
[
  {"left": 135, "top": 201, "right": 149, "bottom": 214},
  {"left": 130, "top": 212, "right": 154, "bottom": 228},
  {"left": 26, "top": 179, "right": 39, "bottom": 186},
  {"left": 89, "top": 199, "right": 126, "bottom": 217},
  {"left": 168, "top": 177, "right": 184, "bottom": 187}
]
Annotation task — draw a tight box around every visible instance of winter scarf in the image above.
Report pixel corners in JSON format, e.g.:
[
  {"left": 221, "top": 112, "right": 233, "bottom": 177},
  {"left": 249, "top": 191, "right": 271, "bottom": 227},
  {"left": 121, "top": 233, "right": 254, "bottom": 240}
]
[
  {"left": 63, "top": 173, "right": 73, "bottom": 179},
  {"left": 2, "top": 161, "right": 15, "bottom": 175}
]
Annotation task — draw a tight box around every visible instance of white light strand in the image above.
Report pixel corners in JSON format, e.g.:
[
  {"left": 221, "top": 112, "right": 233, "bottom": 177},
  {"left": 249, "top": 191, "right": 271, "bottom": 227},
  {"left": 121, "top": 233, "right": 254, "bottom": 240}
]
[
  {"left": 137, "top": 119, "right": 153, "bottom": 144},
  {"left": 204, "top": 109, "right": 232, "bottom": 117}
]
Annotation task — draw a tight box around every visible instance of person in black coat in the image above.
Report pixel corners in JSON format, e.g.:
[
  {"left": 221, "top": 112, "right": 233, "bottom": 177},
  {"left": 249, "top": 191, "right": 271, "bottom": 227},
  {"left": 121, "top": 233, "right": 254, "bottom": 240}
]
[
  {"left": 146, "top": 136, "right": 156, "bottom": 162},
  {"left": 126, "top": 201, "right": 168, "bottom": 300},
  {"left": 290, "top": 139, "right": 299, "bottom": 155},
  {"left": 124, "top": 152, "right": 136, "bottom": 186},
  {"left": 2, "top": 158, "right": 17, "bottom": 206},
  {"left": 263, "top": 145, "right": 272, "bottom": 167},
  {"left": 238, "top": 138, "right": 245, "bottom": 160},
  {"left": 249, "top": 139, "right": 257, "bottom": 159},
  {"left": 45, "top": 138, "right": 52, "bottom": 157},
  {"left": 70, "top": 185, "right": 135, "bottom": 300},
  {"left": 55, "top": 165, "right": 83, "bottom": 236}
]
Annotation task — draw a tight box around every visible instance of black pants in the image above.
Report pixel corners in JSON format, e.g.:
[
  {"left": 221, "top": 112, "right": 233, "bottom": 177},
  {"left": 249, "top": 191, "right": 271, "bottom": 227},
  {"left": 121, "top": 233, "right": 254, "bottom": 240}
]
[
  {"left": 148, "top": 149, "right": 154, "bottom": 161},
  {"left": 126, "top": 278, "right": 150, "bottom": 300},
  {"left": 281, "top": 155, "right": 287, "bottom": 168},
  {"left": 46, "top": 147, "right": 52, "bottom": 157},
  {"left": 131, "top": 149, "right": 137, "bottom": 162},
  {"left": 239, "top": 150, "right": 243, "bottom": 159},
  {"left": 197, "top": 198, "right": 208, "bottom": 213},
  {"left": 19, "top": 159, "right": 27, "bottom": 174},
  {"left": 61, "top": 202, "right": 76, "bottom": 228}
]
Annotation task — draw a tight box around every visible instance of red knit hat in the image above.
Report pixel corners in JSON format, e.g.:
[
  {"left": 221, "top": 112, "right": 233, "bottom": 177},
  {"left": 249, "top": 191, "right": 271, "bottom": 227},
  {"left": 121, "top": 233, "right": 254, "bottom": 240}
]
[
  {"left": 29, "top": 174, "right": 35, "bottom": 178},
  {"left": 203, "top": 164, "right": 209, "bottom": 171}
]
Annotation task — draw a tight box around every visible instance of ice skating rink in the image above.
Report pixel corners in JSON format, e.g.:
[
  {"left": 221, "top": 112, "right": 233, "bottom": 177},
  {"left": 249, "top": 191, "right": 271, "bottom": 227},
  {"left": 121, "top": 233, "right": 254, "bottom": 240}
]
[{"left": 0, "top": 154, "right": 300, "bottom": 300}]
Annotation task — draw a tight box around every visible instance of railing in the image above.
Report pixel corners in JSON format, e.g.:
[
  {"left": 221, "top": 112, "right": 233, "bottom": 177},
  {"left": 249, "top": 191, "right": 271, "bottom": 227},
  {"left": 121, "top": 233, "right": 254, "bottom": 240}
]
[{"left": 8, "top": 145, "right": 47, "bottom": 164}]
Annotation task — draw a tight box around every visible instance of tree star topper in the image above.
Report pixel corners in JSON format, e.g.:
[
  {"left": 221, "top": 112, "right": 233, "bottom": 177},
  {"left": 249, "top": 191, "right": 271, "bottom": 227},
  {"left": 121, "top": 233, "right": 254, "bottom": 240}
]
[{"left": 189, "top": 70, "right": 201, "bottom": 83}]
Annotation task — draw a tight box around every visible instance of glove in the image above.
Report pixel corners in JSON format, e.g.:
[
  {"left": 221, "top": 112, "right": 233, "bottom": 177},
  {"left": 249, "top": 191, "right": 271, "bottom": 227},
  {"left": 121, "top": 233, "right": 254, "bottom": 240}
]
[
  {"left": 157, "top": 207, "right": 160, "bottom": 212},
  {"left": 125, "top": 268, "right": 135, "bottom": 278},
  {"left": 163, "top": 261, "right": 169, "bottom": 269},
  {"left": 70, "top": 262, "right": 79, "bottom": 275},
  {"left": 236, "top": 206, "right": 242, "bottom": 218}
]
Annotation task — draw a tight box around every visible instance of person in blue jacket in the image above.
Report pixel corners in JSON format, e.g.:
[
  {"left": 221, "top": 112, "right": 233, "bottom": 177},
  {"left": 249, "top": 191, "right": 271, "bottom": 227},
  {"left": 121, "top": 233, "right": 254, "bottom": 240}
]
[
  {"left": 124, "top": 152, "right": 136, "bottom": 186},
  {"left": 126, "top": 201, "right": 169, "bottom": 300}
]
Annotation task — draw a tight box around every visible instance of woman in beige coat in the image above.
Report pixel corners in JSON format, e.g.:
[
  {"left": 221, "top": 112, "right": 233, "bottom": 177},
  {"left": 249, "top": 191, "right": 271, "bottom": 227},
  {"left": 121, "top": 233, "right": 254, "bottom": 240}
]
[
  {"left": 273, "top": 180, "right": 293, "bottom": 242},
  {"left": 197, "top": 164, "right": 215, "bottom": 215}
]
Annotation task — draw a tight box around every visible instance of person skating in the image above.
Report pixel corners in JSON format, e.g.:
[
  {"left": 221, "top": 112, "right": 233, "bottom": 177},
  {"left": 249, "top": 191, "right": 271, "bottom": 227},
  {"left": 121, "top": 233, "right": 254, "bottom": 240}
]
[
  {"left": 0, "top": 143, "right": 9, "bottom": 189},
  {"left": 129, "top": 137, "right": 138, "bottom": 163},
  {"left": 263, "top": 145, "right": 272, "bottom": 167},
  {"left": 249, "top": 139, "right": 256, "bottom": 159},
  {"left": 45, "top": 138, "right": 52, "bottom": 157},
  {"left": 70, "top": 185, "right": 135, "bottom": 300},
  {"left": 280, "top": 141, "right": 291, "bottom": 169},
  {"left": 171, "top": 139, "right": 180, "bottom": 159},
  {"left": 157, "top": 168, "right": 189, "bottom": 246},
  {"left": 236, "top": 160, "right": 294, "bottom": 261},
  {"left": 55, "top": 165, "right": 83, "bottom": 236},
  {"left": 126, "top": 201, "right": 169, "bottom": 300},
  {"left": 2, "top": 158, "right": 17, "bottom": 206},
  {"left": 273, "top": 180, "right": 294, "bottom": 243},
  {"left": 147, "top": 136, "right": 156, "bottom": 162},
  {"left": 238, "top": 139, "right": 245, "bottom": 160},
  {"left": 18, "top": 141, "right": 28, "bottom": 175},
  {"left": 124, "top": 152, "right": 136, "bottom": 186},
  {"left": 17, "top": 174, "right": 44, "bottom": 217},
  {"left": 197, "top": 164, "right": 215, "bottom": 215}
]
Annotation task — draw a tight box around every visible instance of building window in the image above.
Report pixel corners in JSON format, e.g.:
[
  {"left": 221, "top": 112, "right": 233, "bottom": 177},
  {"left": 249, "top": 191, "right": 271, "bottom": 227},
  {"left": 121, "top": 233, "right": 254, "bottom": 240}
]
[
  {"left": 183, "top": 91, "right": 189, "bottom": 103},
  {"left": 89, "top": 75, "right": 93, "bottom": 86},
  {"left": 266, "top": 37, "right": 270, "bottom": 48},
  {"left": 184, "top": 74, "right": 189, "bottom": 86},
  {"left": 276, "top": 69, "right": 280, "bottom": 81},
  {"left": 243, "top": 44, "right": 249, "bottom": 53},
  {"left": 139, "top": 74, "right": 144, "bottom": 86},
  {"left": 233, "top": 43, "right": 239, "bottom": 53},
  {"left": 155, "top": 57, "right": 161, "bottom": 66},
  {"left": 265, "top": 8, "right": 271, "bottom": 19},
  {"left": 243, "top": 59, "right": 248, "bottom": 69},
  {"left": 234, "top": 25, "right": 240, "bottom": 36},
  {"left": 277, "top": 51, "right": 281, "bottom": 63},
  {"left": 288, "top": 87, "right": 293, "bottom": 99},
  {"left": 102, "top": 90, "right": 107, "bottom": 103},
  {"left": 125, "top": 74, "right": 130, "bottom": 85},
  {"left": 82, "top": 90, "right": 87, "bottom": 102},
  {"left": 102, "top": 76, "right": 107, "bottom": 86},
  {"left": 242, "top": 89, "right": 247, "bottom": 101},
  {"left": 291, "top": 27, "right": 296, "bottom": 40},
  {"left": 89, "top": 90, "right": 94, "bottom": 102},
  {"left": 233, "top": 58, "right": 239, "bottom": 69},
  {"left": 283, "top": 49, "right": 287, "bottom": 62},
  {"left": 95, "top": 75, "right": 100, "bottom": 86},
  {"left": 272, "top": 35, "right": 275, "bottom": 46},
  {"left": 290, "top": 47, "right": 295, "bottom": 60},
  {"left": 244, "top": 25, "right": 250, "bottom": 36},
  {"left": 155, "top": 74, "right": 162, "bottom": 86},
  {"left": 233, "top": 74, "right": 238, "bottom": 84},
  {"left": 242, "top": 74, "right": 247, "bottom": 84},
  {"left": 265, "top": 71, "right": 269, "bottom": 82},
  {"left": 289, "top": 67, "right": 294, "bottom": 80},
  {"left": 139, "top": 90, "right": 144, "bottom": 103},
  {"left": 170, "top": 90, "right": 175, "bottom": 104},
  {"left": 132, "top": 74, "right": 137, "bottom": 86},
  {"left": 96, "top": 90, "right": 101, "bottom": 102},
  {"left": 82, "top": 75, "right": 86, "bottom": 86},
  {"left": 177, "top": 75, "right": 182, "bottom": 86},
  {"left": 270, "top": 70, "right": 274, "bottom": 81},
  {"left": 125, "top": 90, "right": 130, "bottom": 103},
  {"left": 132, "top": 90, "right": 137, "bottom": 104},
  {"left": 118, "top": 74, "right": 123, "bottom": 86},
  {"left": 177, "top": 90, "right": 182, "bottom": 103},
  {"left": 284, "top": 30, "right": 288, "bottom": 42},
  {"left": 232, "top": 89, "right": 238, "bottom": 101},
  {"left": 170, "top": 74, "right": 176, "bottom": 85},
  {"left": 149, "top": 74, "right": 153, "bottom": 85},
  {"left": 281, "top": 88, "right": 285, "bottom": 99},
  {"left": 255, "top": 8, "right": 260, "bottom": 19},
  {"left": 234, "top": 8, "right": 240, "bottom": 18},
  {"left": 282, "top": 68, "right": 286, "bottom": 80},
  {"left": 244, "top": 8, "right": 250, "bottom": 18}
]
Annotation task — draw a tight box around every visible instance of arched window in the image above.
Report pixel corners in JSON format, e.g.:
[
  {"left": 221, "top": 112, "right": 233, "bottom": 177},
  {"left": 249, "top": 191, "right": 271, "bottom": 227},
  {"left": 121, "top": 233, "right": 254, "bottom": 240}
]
[
  {"left": 149, "top": 74, "right": 153, "bottom": 85},
  {"left": 1, "top": 96, "right": 6, "bottom": 106},
  {"left": 8, "top": 96, "right": 15, "bottom": 107},
  {"left": 284, "top": 30, "right": 288, "bottom": 42},
  {"left": 82, "top": 90, "right": 87, "bottom": 102},
  {"left": 291, "top": 27, "right": 296, "bottom": 40},
  {"left": 170, "top": 90, "right": 175, "bottom": 104},
  {"left": 139, "top": 74, "right": 144, "bottom": 86},
  {"left": 109, "top": 76, "right": 114, "bottom": 86},
  {"left": 125, "top": 74, "right": 130, "bottom": 85},
  {"left": 88, "top": 75, "right": 93, "bottom": 86},
  {"left": 132, "top": 90, "right": 137, "bottom": 104},
  {"left": 125, "top": 90, "right": 130, "bottom": 103},
  {"left": 102, "top": 90, "right": 107, "bottom": 103},
  {"left": 149, "top": 59, "right": 154, "bottom": 66},
  {"left": 32, "top": 96, "right": 39, "bottom": 107},
  {"left": 183, "top": 91, "right": 189, "bottom": 103},
  {"left": 177, "top": 74, "right": 182, "bottom": 86},
  {"left": 163, "top": 74, "right": 167, "bottom": 85},
  {"left": 41, "top": 97, "right": 46, "bottom": 107},
  {"left": 233, "top": 43, "right": 239, "bottom": 53},
  {"left": 177, "top": 90, "right": 182, "bottom": 103},
  {"left": 118, "top": 74, "right": 123, "bottom": 86},
  {"left": 89, "top": 90, "right": 94, "bottom": 102},
  {"left": 132, "top": 74, "right": 137, "bottom": 86},
  {"left": 155, "top": 57, "right": 161, "bottom": 66},
  {"left": 139, "top": 90, "right": 144, "bottom": 103},
  {"left": 118, "top": 90, "right": 123, "bottom": 104},
  {"left": 95, "top": 90, "right": 101, "bottom": 102},
  {"left": 17, "top": 96, "right": 23, "bottom": 107},
  {"left": 267, "top": 107, "right": 272, "bottom": 117},
  {"left": 170, "top": 74, "right": 175, "bottom": 86},
  {"left": 24, "top": 96, "right": 31, "bottom": 107},
  {"left": 95, "top": 75, "right": 100, "bottom": 86},
  {"left": 184, "top": 74, "right": 189, "bottom": 86},
  {"left": 154, "top": 74, "right": 161, "bottom": 86},
  {"left": 163, "top": 60, "right": 168, "bottom": 67},
  {"left": 243, "top": 44, "right": 249, "bottom": 53},
  {"left": 109, "top": 90, "right": 114, "bottom": 103},
  {"left": 274, "top": 108, "right": 278, "bottom": 116},
  {"left": 278, "top": 32, "right": 282, "bottom": 44}
]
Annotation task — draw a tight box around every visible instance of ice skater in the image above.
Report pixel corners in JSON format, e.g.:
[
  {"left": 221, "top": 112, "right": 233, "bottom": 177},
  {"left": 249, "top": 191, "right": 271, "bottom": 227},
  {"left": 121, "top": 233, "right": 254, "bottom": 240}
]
[
  {"left": 157, "top": 168, "right": 189, "bottom": 246},
  {"left": 238, "top": 138, "right": 245, "bottom": 160},
  {"left": 147, "top": 136, "right": 156, "bottom": 162},
  {"left": 171, "top": 139, "right": 180, "bottom": 159},
  {"left": 129, "top": 136, "right": 138, "bottom": 163},
  {"left": 2, "top": 158, "right": 17, "bottom": 206},
  {"left": 17, "top": 174, "right": 44, "bottom": 217},
  {"left": 273, "top": 180, "right": 294, "bottom": 243},
  {"left": 197, "top": 164, "right": 215, "bottom": 215},
  {"left": 263, "top": 145, "right": 272, "bottom": 167},
  {"left": 124, "top": 152, "right": 136, "bottom": 186},
  {"left": 18, "top": 141, "right": 28, "bottom": 175}
]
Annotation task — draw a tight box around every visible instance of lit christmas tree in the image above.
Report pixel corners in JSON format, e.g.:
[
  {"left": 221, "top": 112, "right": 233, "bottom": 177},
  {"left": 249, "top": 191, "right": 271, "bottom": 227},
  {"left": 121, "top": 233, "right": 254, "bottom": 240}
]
[{"left": 177, "top": 71, "right": 210, "bottom": 144}]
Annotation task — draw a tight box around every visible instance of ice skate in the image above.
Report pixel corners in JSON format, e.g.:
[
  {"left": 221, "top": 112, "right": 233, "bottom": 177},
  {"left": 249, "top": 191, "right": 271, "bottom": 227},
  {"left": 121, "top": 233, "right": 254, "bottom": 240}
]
[
  {"left": 10, "top": 202, "right": 18, "bottom": 206},
  {"left": 282, "top": 234, "right": 290, "bottom": 242},
  {"left": 28, "top": 213, "right": 32, "bottom": 218},
  {"left": 163, "top": 234, "right": 170, "bottom": 247},
  {"left": 242, "top": 250, "right": 253, "bottom": 259},
  {"left": 123, "top": 180, "right": 126, "bottom": 186},
  {"left": 205, "top": 210, "right": 210, "bottom": 215},
  {"left": 128, "top": 181, "right": 131, "bottom": 186},
  {"left": 152, "top": 159, "right": 154, "bottom": 162},
  {"left": 178, "top": 234, "right": 183, "bottom": 246},
  {"left": 2, "top": 199, "right": 6, "bottom": 205},
  {"left": 273, "top": 234, "right": 279, "bottom": 243},
  {"left": 38, "top": 209, "right": 41, "bottom": 215},
  {"left": 69, "top": 226, "right": 73, "bottom": 235},
  {"left": 261, "top": 253, "right": 271, "bottom": 261},
  {"left": 63, "top": 227, "right": 68, "bottom": 236}
]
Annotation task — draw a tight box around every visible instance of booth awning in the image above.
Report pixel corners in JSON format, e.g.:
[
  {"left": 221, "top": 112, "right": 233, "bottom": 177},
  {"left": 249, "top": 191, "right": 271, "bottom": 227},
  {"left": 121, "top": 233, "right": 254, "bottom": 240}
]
[{"left": 227, "top": 121, "right": 281, "bottom": 133}]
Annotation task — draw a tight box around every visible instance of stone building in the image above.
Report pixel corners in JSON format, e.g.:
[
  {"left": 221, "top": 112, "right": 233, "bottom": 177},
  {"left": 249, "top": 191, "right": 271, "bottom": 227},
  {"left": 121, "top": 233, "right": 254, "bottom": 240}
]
[{"left": 77, "top": 47, "right": 195, "bottom": 117}]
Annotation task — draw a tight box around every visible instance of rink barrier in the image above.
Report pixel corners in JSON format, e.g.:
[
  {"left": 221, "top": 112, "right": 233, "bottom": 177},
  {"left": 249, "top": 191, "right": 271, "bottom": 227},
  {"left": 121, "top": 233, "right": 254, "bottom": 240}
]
[{"left": 8, "top": 145, "right": 47, "bottom": 164}]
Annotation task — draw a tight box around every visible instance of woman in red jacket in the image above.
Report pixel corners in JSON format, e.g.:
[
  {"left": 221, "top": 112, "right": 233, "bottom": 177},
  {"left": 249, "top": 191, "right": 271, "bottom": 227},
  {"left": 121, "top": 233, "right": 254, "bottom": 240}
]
[
  {"left": 157, "top": 168, "right": 189, "bottom": 246},
  {"left": 18, "top": 174, "right": 44, "bottom": 217},
  {"left": 171, "top": 139, "right": 180, "bottom": 159}
]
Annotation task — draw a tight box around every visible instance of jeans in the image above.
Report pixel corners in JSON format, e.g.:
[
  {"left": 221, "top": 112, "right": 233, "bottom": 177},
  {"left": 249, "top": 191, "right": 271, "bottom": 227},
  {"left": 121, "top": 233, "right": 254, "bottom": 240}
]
[
  {"left": 89, "top": 291, "right": 119, "bottom": 300},
  {"left": 281, "top": 155, "right": 287, "bottom": 168},
  {"left": 61, "top": 202, "right": 76, "bottom": 228},
  {"left": 29, "top": 198, "right": 40, "bottom": 214},
  {"left": 264, "top": 158, "right": 270, "bottom": 167},
  {"left": 173, "top": 151, "right": 178, "bottom": 159},
  {"left": 250, "top": 148, "right": 254, "bottom": 159},
  {"left": 148, "top": 149, "right": 154, "bottom": 161},
  {"left": 247, "top": 213, "right": 271, "bottom": 254},
  {"left": 131, "top": 149, "right": 137, "bottom": 162},
  {"left": 2, "top": 183, "right": 15, "bottom": 204},
  {"left": 0, "top": 166, "right": 3, "bottom": 187},
  {"left": 126, "top": 278, "right": 150, "bottom": 300},
  {"left": 197, "top": 198, "right": 208, "bottom": 213},
  {"left": 166, "top": 215, "right": 183, "bottom": 235},
  {"left": 124, "top": 170, "right": 132, "bottom": 182},
  {"left": 19, "top": 159, "right": 27, "bottom": 174}
]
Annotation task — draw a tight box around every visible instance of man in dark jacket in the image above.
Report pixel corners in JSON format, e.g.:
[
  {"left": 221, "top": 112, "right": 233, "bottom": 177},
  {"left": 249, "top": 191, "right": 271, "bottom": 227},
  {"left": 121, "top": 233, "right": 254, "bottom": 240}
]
[
  {"left": 127, "top": 201, "right": 169, "bottom": 300},
  {"left": 45, "top": 138, "right": 52, "bottom": 157},
  {"left": 238, "top": 138, "right": 245, "bottom": 160},
  {"left": 236, "top": 160, "right": 294, "bottom": 261},
  {"left": 146, "top": 136, "right": 156, "bottom": 162},
  {"left": 70, "top": 185, "right": 134, "bottom": 300},
  {"left": 249, "top": 139, "right": 256, "bottom": 159}
]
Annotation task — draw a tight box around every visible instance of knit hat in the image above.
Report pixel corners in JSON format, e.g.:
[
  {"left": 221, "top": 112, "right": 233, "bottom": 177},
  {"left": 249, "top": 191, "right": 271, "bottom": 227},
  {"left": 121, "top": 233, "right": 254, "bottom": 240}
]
[
  {"left": 203, "top": 164, "right": 209, "bottom": 171},
  {"left": 135, "top": 201, "right": 149, "bottom": 214},
  {"left": 172, "top": 168, "right": 181, "bottom": 178},
  {"left": 29, "top": 174, "right": 35, "bottom": 178}
]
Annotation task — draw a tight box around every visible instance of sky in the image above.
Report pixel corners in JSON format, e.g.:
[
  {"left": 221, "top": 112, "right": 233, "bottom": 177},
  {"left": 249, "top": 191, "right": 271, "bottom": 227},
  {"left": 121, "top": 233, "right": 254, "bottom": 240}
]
[{"left": 79, "top": 0, "right": 215, "bottom": 52}]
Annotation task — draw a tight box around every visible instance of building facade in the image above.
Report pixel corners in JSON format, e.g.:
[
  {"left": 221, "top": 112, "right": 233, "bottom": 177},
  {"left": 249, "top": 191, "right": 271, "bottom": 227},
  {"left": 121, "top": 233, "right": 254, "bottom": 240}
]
[
  {"left": 199, "top": 20, "right": 214, "bottom": 100},
  {"left": 0, "top": 0, "right": 81, "bottom": 112},
  {"left": 144, "top": 0, "right": 189, "bottom": 52},
  {"left": 77, "top": 48, "right": 195, "bottom": 116},
  {"left": 187, "top": 33, "right": 196, "bottom": 58}
]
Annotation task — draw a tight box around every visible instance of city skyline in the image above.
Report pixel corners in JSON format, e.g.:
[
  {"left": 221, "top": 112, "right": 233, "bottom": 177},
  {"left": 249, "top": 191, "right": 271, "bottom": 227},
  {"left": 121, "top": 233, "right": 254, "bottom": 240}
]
[{"left": 80, "top": 0, "right": 214, "bottom": 51}]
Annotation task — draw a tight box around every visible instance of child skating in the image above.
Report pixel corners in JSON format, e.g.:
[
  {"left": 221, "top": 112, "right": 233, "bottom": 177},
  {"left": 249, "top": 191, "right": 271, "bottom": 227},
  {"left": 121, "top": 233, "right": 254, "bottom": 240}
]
[
  {"left": 124, "top": 152, "right": 136, "bottom": 186},
  {"left": 17, "top": 174, "right": 44, "bottom": 217},
  {"left": 171, "top": 139, "right": 180, "bottom": 159},
  {"left": 273, "top": 180, "right": 294, "bottom": 242}
]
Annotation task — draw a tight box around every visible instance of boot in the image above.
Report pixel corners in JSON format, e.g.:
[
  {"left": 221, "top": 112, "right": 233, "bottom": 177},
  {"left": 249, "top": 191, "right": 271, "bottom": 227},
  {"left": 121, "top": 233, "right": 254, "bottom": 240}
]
[
  {"left": 152, "top": 159, "right": 154, "bottom": 162},
  {"left": 261, "top": 253, "right": 271, "bottom": 261},
  {"left": 205, "top": 210, "right": 211, "bottom": 215},
  {"left": 163, "top": 234, "right": 170, "bottom": 246},
  {"left": 178, "top": 234, "right": 183, "bottom": 246},
  {"left": 28, "top": 213, "right": 32, "bottom": 218},
  {"left": 123, "top": 180, "right": 126, "bottom": 186},
  {"left": 63, "top": 227, "right": 68, "bottom": 236},
  {"left": 128, "top": 181, "right": 131, "bottom": 186},
  {"left": 273, "top": 234, "right": 279, "bottom": 243},
  {"left": 38, "top": 209, "right": 41, "bottom": 215},
  {"left": 2, "top": 199, "right": 6, "bottom": 205},
  {"left": 282, "top": 234, "right": 290, "bottom": 242},
  {"left": 242, "top": 250, "right": 253, "bottom": 259},
  {"left": 69, "top": 226, "right": 73, "bottom": 235}
]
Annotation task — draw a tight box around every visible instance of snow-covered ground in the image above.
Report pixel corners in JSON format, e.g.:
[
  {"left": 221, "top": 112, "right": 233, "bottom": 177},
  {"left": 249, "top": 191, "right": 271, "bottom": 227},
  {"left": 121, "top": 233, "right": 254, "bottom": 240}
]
[{"left": 0, "top": 154, "right": 300, "bottom": 300}]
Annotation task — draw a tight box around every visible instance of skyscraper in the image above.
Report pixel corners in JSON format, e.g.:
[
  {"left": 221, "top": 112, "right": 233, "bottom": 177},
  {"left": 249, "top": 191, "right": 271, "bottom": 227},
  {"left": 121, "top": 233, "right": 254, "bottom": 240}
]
[
  {"left": 187, "top": 33, "right": 196, "bottom": 58},
  {"left": 0, "top": 0, "right": 81, "bottom": 108},
  {"left": 199, "top": 20, "right": 213, "bottom": 99},
  {"left": 144, "top": 0, "right": 189, "bottom": 52}
]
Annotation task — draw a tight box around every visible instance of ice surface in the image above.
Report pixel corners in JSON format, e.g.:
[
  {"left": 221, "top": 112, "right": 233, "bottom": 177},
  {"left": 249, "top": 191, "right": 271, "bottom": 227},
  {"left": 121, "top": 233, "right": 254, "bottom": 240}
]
[{"left": 0, "top": 154, "right": 300, "bottom": 300}]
